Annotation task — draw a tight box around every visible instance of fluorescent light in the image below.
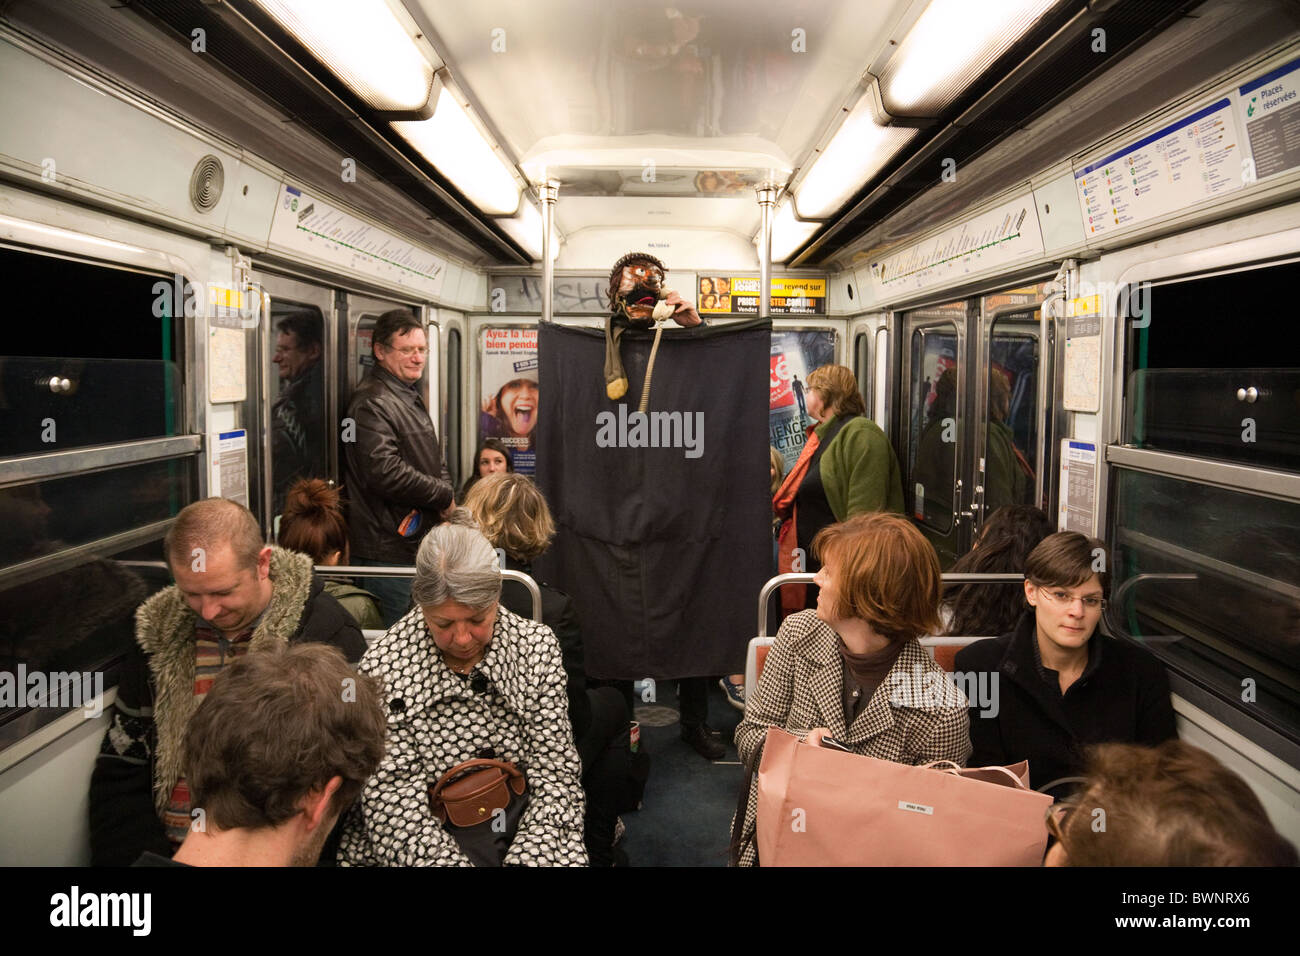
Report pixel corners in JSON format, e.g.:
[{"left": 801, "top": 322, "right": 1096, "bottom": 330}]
[
  {"left": 880, "top": 0, "right": 1059, "bottom": 115},
  {"left": 497, "top": 200, "right": 559, "bottom": 261},
  {"left": 768, "top": 200, "right": 820, "bottom": 263},
  {"left": 394, "top": 87, "right": 522, "bottom": 216},
  {"left": 794, "top": 94, "right": 915, "bottom": 219},
  {"left": 252, "top": 0, "right": 437, "bottom": 112}
]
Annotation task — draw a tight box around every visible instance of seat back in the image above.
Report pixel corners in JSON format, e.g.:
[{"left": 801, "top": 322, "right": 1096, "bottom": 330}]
[
  {"left": 745, "top": 636, "right": 776, "bottom": 703},
  {"left": 918, "top": 636, "right": 987, "bottom": 673}
]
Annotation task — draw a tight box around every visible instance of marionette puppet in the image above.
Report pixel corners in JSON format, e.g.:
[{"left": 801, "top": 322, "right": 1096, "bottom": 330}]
[{"left": 604, "top": 252, "right": 704, "bottom": 410}]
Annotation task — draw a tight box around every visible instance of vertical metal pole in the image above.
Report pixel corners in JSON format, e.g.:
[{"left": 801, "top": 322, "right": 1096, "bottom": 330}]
[
  {"left": 539, "top": 180, "right": 559, "bottom": 324},
  {"left": 756, "top": 184, "right": 778, "bottom": 319}
]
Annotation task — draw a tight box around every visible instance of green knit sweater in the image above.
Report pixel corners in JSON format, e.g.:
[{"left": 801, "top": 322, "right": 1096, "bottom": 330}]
[{"left": 815, "top": 414, "right": 906, "bottom": 520}]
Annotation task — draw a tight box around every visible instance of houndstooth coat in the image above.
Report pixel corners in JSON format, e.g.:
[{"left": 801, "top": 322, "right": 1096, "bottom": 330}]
[
  {"left": 337, "top": 605, "right": 587, "bottom": 866},
  {"left": 732, "top": 609, "right": 971, "bottom": 866}
]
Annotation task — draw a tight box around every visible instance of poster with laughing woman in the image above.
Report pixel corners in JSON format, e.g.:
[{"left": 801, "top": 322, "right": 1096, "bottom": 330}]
[{"left": 479, "top": 327, "right": 539, "bottom": 474}]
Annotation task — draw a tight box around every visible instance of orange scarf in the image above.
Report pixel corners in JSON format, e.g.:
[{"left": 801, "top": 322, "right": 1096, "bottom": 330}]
[{"left": 772, "top": 425, "right": 820, "bottom": 615}]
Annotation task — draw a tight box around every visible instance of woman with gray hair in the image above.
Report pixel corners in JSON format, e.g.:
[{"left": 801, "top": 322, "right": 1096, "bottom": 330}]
[{"left": 336, "top": 522, "right": 587, "bottom": 866}]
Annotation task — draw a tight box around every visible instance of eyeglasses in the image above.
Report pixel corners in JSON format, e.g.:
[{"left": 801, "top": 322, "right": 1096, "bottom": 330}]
[
  {"left": 1035, "top": 586, "right": 1106, "bottom": 611},
  {"left": 383, "top": 345, "right": 428, "bottom": 357}
]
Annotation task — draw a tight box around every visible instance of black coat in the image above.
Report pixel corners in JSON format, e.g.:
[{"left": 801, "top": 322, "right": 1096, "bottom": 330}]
[
  {"left": 953, "top": 612, "right": 1177, "bottom": 793},
  {"left": 342, "top": 367, "right": 454, "bottom": 563},
  {"left": 499, "top": 557, "right": 591, "bottom": 740}
]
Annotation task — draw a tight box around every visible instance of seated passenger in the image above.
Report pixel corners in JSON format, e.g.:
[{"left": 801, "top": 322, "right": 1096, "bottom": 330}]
[
  {"left": 732, "top": 512, "right": 970, "bottom": 867},
  {"left": 459, "top": 437, "right": 514, "bottom": 501},
  {"left": 1045, "top": 740, "right": 1297, "bottom": 866},
  {"left": 941, "top": 504, "right": 1054, "bottom": 636},
  {"left": 279, "top": 478, "right": 383, "bottom": 630},
  {"left": 140, "top": 644, "right": 386, "bottom": 867},
  {"left": 336, "top": 523, "right": 586, "bottom": 866},
  {"left": 89, "top": 498, "right": 365, "bottom": 866},
  {"left": 954, "top": 532, "right": 1177, "bottom": 794},
  {"left": 464, "top": 472, "right": 631, "bottom": 866}
]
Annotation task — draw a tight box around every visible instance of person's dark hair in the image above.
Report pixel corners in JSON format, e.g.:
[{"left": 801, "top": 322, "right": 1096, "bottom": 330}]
[
  {"left": 461, "top": 438, "right": 515, "bottom": 499},
  {"left": 164, "top": 497, "right": 264, "bottom": 572},
  {"left": 184, "top": 643, "right": 387, "bottom": 830},
  {"left": 279, "top": 479, "right": 350, "bottom": 565},
  {"left": 927, "top": 367, "right": 957, "bottom": 425},
  {"left": 1026, "top": 531, "right": 1111, "bottom": 596},
  {"left": 1056, "top": 740, "right": 1298, "bottom": 866},
  {"left": 371, "top": 308, "right": 422, "bottom": 357},
  {"left": 943, "top": 505, "right": 1054, "bottom": 636},
  {"left": 277, "top": 311, "right": 323, "bottom": 352}
]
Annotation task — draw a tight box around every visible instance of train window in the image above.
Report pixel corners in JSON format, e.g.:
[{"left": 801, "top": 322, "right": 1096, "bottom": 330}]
[
  {"left": 1124, "top": 262, "right": 1300, "bottom": 472},
  {"left": 908, "top": 323, "right": 960, "bottom": 533},
  {"left": 853, "top": 331, "right": 870, "bottom": 412},
  {"left": 446, "top": 326, "right": 462, "bottom": 489},
  {"left": 1110, "top": 469, "right": 1300, "bottom": 741},
  {"left": 984, "top": 313, "right": 1039, "bottom": 515},
  {"left": 1, "top": 247, "right": 182, "bottom": 459},
  {"left": 0, "top": 458, "right": 198, "bottom": 575},
  {"left": 268, "top": 301, "right": 328, "bottom": 514}
]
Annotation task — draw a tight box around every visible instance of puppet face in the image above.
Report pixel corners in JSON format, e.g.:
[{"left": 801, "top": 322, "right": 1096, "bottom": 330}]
[{"left": 615, "top": 260, "right": 665, "bottom": 323}]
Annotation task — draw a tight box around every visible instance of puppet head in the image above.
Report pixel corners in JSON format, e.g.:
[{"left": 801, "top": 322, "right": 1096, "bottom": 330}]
[{"left": 608, "top": 251, "right": 668, "bottom": 325}]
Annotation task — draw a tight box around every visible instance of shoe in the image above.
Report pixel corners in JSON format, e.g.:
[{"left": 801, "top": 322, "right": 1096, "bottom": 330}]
[
  {"left": 681, "top": 722, "right": 726, "bottom": 760},
  {"left": 719, "top": 676, "right": 746, "bottom": 711}
]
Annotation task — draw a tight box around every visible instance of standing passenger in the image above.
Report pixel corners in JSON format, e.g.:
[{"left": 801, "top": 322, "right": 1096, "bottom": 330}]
[
  {"left": 772, "top": 364, "right": 904, "bottom": 614},
  {"left": 953, "top": 532, "right": 1177, "bottom": 794},
  {"left": 732, "top": 513, "right": 970, "bottom": 866},
  {"left": 343, "top": 309, "right": 456, "bottom": 626},
  {"left": 89, "top": 498, "right": 365, "bottom": 866}
]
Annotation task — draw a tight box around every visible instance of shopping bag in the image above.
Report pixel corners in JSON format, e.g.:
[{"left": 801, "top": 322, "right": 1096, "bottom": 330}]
[{"left": 755, "top": 727, "right": 1052, "bottom": 866}]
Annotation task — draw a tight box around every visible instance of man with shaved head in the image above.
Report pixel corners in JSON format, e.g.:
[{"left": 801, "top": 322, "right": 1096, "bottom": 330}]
[{"left": 90, "top": 497, "right": 365, "bottom": 866}]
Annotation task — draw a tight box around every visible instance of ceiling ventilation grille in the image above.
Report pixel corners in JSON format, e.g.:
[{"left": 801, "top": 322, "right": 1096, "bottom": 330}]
[{"left": 189, "top": 154, "right": 225, "bottom": 212}]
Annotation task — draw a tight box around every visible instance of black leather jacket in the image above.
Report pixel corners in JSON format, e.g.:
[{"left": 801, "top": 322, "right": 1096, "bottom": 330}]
[{"left": 342, "top": 366, "right": 454, "bottom": 563}]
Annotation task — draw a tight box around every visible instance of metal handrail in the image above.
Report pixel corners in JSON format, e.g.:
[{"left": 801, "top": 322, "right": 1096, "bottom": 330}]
[
  {"left": 115, "top": 560, "right": 545, "bottom": 622},
  {"left": 757, "top": 571, "right": 1028, "bottom": 637}
]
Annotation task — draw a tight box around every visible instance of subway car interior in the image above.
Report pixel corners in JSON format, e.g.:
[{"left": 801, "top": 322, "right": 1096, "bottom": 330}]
[{"left": 1, "top": 0, "right": 1299, "bottom": 872}]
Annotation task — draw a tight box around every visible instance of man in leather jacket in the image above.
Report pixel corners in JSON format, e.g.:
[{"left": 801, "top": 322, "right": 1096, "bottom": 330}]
[{"left": 343, "top": 309, "right": 455, "bottom": 625}]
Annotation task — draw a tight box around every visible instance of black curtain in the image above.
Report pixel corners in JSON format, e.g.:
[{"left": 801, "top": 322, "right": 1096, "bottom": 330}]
[{"left": 536, "top": 319, "right": 771, "bottom": 679}]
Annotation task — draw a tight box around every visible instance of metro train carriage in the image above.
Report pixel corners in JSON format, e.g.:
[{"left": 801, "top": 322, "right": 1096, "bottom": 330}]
[{"left": 1, "top": 0, "right": 1298, "bottom": 872}]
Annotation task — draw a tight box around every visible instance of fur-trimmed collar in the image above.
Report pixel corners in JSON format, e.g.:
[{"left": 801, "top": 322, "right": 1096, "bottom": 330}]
[{"left": 135, "top": 547, "right": 315, "bottom": 812}]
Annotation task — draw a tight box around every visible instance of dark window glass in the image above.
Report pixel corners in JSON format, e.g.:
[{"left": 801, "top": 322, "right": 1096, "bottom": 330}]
[
  {"left": 447, "top": 327, "right": 462, "bottom": 489},
  {"left": 0, "top": 247, "right": 181, "bottom": 458},
  {"left": 269, "top": 301, "right": 327, "bottom": 513},
  {"left": 1110, "top": 469, "right": 1300, "bottom": 742},
  {"left": 985, "top": 316, "right": 1040, "bottom": 515},
  {"left": 0, "top": 457, "right": 198, "bottom": 572},
  {"left": 908, "top": 324, "right": 959, "bottom": 532},
  {"left": 854, "top": 332, "right": 870, "bottom": 411},
  {"left": 1125, "top": 263, "right": 1300, "bottom": 472}
]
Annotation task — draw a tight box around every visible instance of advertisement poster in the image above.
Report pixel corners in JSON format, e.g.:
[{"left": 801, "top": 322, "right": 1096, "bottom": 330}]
[
  {"left": 698, "top": 276, "right": 827, "bottom": 316},
  {"left": 479, "top": 327, "right": 539, "bottom": 475},
  {"left": 769, "top": 330, "right": 836, "bottom": 473}
]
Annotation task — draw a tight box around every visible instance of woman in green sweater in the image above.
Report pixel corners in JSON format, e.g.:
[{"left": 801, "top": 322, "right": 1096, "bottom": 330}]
[{"left": 774, "top": 365, "right": 904, "bottom": 612}]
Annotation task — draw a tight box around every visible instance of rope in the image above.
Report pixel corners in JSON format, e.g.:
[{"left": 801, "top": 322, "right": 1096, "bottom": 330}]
[{"left": 638, "top": 321, "right": 665, "bottom": 414}]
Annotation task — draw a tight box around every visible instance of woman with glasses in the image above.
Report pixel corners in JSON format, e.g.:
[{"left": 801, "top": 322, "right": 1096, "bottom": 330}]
[{"left": 953, "top": 531, "right": 1177, "bottom": 796}]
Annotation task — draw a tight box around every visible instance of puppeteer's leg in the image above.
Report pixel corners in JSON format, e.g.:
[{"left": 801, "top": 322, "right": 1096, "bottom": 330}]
[{"left": 604, "top": 316, "right": 628, "bottom": 401}]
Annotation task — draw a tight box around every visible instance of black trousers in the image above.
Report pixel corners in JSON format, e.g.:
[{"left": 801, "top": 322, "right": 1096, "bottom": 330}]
[
  {"left": 576, "top": 686, "right": 630, "bottom": 866},
  {"left": 587, "top": 676, "right": 710, "bottom": 729}
]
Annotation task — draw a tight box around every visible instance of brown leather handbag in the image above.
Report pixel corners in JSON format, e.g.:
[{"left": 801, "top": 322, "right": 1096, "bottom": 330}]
[{"left": 429, "top": 759, "right": 527, "bottom": 828}]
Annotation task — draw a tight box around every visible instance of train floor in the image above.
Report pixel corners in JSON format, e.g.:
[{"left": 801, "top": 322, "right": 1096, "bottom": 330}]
[{"left": 618, "top": 679, "right": 747, "bottom": 867}]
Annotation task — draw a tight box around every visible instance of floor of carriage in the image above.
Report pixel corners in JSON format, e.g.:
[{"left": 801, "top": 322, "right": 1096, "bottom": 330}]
[{"left": 618, "top": 680, "right": 746, "bottom": 867}]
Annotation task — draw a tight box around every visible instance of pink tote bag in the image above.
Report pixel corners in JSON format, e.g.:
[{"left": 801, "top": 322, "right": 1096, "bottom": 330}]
[{"left": 755, "top": 728, "right": 1052, "bottom": 866}]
